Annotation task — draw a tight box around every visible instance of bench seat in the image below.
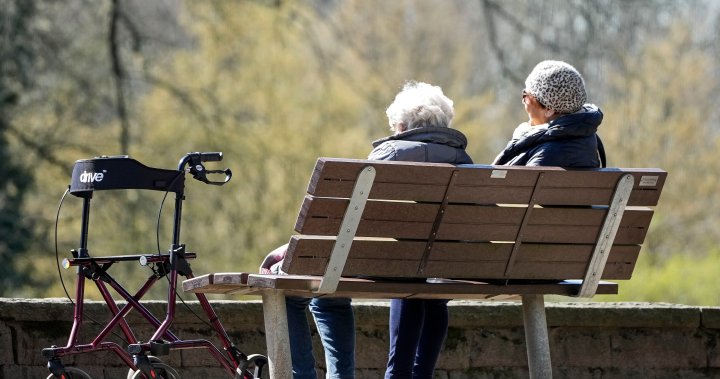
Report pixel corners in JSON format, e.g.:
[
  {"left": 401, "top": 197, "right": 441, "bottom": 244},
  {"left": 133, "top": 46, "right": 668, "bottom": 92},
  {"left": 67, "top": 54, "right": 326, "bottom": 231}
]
[{"left": 186, "top": 273, "right": 619, "bottom": 299}]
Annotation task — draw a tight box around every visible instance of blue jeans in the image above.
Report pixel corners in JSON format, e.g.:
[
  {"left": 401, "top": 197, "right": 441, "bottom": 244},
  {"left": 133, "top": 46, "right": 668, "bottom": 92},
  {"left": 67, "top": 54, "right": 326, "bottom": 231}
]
[
  {"left": 286, "top": 296, "right": 356, "bottom": 379},
  {"left": 385, "top": 298, "right": 449, "bottom": 379}
]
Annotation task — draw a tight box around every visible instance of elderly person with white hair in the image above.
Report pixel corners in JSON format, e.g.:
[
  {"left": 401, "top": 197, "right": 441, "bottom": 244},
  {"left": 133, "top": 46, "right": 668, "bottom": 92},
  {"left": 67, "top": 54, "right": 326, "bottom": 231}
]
[
  {"left": 372, "top": 81, "right": 473, "bottom": 379},
  {"left": 369, "top": 81, "right": 473, "bottom": 164},
  {"left": 261, "top": 81, "right": 472, "bottom": 379}
]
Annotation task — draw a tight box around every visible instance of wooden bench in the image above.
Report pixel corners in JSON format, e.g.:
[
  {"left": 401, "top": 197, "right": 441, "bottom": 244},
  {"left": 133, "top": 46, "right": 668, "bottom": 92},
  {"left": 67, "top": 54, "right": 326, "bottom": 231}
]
[{"left": 183, "top": 158, "right": 667, "bottom": 379}]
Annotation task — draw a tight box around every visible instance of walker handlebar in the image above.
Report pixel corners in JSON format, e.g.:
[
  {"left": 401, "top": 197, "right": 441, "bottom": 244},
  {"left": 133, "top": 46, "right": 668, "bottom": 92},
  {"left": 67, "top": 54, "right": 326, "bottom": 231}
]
[{"left": 179, "top": 152, "right": 232, "bottom": 186}]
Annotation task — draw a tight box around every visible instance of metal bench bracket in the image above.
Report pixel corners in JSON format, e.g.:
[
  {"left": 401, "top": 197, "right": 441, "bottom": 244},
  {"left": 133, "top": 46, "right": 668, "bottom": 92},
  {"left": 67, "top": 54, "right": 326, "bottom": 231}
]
[
  {"left": 578, "top": 173, "right": 634, "bottom": 297},
  {"left": 316, "top": 166, "right": 376, "bottom": 294}
]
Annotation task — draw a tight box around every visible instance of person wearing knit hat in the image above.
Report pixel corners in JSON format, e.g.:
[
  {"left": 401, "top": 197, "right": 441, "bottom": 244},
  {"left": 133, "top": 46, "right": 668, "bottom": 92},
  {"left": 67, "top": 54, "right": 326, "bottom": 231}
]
[
  {"left": 493, "top": 60, "right": 606, "bottom": 168},
  {"left": 524, "top": 60, "right": 587, "bottom": 115}
]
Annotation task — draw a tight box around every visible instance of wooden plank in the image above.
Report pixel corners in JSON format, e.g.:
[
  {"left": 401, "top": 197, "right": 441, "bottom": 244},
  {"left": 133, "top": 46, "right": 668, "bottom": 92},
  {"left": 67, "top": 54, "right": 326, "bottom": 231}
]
[
  {"left": 509, "top": 261, "right": 637, "bottom": 280},
  {"left": 183, "top": 273, "right": 213, "bottom": 291},
  {"left": 520, "top": 169, "right": 666, "bottom": 206},
  {"left": 448, "top": 165, "right": 542, "bottom": 204},
  {"left": 184, "top": 273, "right": 619, "bottom": 297},
  {"left": 182, "top": 273, "right": 253, "bottom": 295},
  {"left": 310, "top": 158, "right": 456, "bottom": 184},
  {"left": 244, "top": 275, "right": 619, "bottom": 297},
  {"left": 306, "top": 159, "right": 666, "bottom": 206},
  {"left": 284, "top": 257, "right": 422, "bottom": 277},
  {"left": 297, "top": 197, "right": 439, "bottom": 221},
  {"left": 418, "top": 244, "right": 639, "bottom": 280},
  {"left": 282, "top": 237, "right": 426, "bottom": 263},
  {"left": 294, "top": 197, "right": 653, "bottom": 244},
  {"left": 537, "top": 169, "right": 667, "bottom": 206},
  {"left": 295, "top": 197, "right": 441, "bottom": 235},
  {"left": 451, "top": 164, "right": 547, "bottom": 187},
  {"left": 420, "top": 261, "right": 636, "bottom": 281},
  {"left": 443, "top": 244, "right": 633, "bottom": 263},
  {"left": 282, "top": 237, "right": 640, "bottom": 280},
  {"left": 305, "top": 158, "right": 457, "bottom": 202},
  {"left": 449, "top": 166, "right": 666, "bottom": 206},
  {"left": 284, "top": 238, "right": 640, "bottom": 263},
  {"left": 310, "top": 181, "right": 451, "bottom": 202},
  {"left": 308, "top": 158, "right": 456, "bottom": 201}
]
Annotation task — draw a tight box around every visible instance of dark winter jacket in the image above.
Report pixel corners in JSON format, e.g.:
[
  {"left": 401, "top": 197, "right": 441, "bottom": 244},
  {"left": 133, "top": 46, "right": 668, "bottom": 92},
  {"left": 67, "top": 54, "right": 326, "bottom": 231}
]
[
  {"left": 492, "top": 104, "right": 605, "bottom": 168},
  {"left": 368, "top": 126, "right": 473, "bottom": 164}
]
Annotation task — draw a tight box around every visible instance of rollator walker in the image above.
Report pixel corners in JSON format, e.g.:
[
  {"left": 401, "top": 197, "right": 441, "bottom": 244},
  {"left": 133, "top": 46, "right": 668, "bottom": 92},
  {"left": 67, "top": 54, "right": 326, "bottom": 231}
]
[{"left": 42, "top": 152, "right": 267, "bottom": 379}]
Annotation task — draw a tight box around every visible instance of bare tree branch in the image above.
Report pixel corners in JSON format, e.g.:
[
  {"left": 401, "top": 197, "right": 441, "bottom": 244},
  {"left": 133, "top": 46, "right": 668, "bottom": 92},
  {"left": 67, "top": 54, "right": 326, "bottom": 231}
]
[
  {"left": 109, "top": 0, "right": 131, "bottom": 155},
  {"left": 3, "top": 123, "right": 74, "bottom": 173},
  {"left": 479, "top": 0, "right": 523, "bottom": 83},
  {"left": 482, "top": 0, "right": 562, "bottom": 52}
]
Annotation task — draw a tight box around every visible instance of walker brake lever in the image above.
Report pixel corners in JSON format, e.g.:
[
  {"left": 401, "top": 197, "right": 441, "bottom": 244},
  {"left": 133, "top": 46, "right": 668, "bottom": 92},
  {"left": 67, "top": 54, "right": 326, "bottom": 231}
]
[
  {"left": 205, "top": 168, "right": 232, "bottom": 185},
  {"left": 189, "top": 165, "right": 232, "bottom": 186}
]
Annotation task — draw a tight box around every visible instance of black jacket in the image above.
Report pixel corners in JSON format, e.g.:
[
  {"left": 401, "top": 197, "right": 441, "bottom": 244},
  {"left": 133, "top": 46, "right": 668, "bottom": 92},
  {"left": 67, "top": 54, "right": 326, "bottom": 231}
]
[
  {"left": 368, "top": 126, "right": 473, "bottom": 164},
  {"left": 493, "top": 104, "right": 605, "bottom": 168}
]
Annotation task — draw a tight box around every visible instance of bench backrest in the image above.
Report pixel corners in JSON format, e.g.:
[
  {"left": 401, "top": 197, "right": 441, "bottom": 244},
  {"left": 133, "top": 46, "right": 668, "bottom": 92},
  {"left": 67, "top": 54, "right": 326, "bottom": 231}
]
[{"left": 281, "top": 158, "right": 666, "bottom": 296}]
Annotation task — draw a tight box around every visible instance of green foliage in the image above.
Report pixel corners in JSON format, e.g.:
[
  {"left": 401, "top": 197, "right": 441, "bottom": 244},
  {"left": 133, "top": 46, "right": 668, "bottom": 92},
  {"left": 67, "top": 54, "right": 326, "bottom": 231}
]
[
  {"left": 0, "top": 122, "right": 33, "bottom": 290},
  {"left": 3, "top": 0, "right": 720, "bottom": 305},
  {"left": 602, "top": 22, "right": 720, "bottom": 259},
  {"left": 606, "top": 249, "right": 720, "bottom": 306},
  {"left": 0, "top": 0, "right": 44, "bottom": 291}
]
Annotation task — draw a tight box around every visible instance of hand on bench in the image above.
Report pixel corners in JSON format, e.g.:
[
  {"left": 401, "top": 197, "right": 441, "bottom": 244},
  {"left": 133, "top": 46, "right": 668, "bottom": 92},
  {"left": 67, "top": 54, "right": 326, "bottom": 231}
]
[{"left": 259, "top": 244, "right": 288, "bottom": 274}]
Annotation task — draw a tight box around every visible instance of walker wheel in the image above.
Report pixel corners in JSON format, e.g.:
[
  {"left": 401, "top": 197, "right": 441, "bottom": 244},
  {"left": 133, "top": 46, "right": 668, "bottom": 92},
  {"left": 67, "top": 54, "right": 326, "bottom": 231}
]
[
  {"left": 127, "top": 356, "right": 180, "bottom": 379},
  {"left": 46, "top": 366, "right": 92, "bottom": 379},
  {"left": 236, "top": 354, "right": 269, "bottom": 379}
]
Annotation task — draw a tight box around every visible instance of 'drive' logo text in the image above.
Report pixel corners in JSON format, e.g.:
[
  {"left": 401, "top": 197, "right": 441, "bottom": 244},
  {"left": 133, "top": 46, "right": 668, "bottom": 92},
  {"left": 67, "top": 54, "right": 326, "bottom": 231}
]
[{"left": 80, "top": 170, "right": 106, "bottom": 183}]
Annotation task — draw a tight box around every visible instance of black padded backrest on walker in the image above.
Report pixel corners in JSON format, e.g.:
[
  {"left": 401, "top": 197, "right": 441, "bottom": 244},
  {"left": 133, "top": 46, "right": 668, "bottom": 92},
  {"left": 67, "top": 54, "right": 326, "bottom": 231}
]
[{"left": 70, "top": 156, "right": 185, "bottom": 197}]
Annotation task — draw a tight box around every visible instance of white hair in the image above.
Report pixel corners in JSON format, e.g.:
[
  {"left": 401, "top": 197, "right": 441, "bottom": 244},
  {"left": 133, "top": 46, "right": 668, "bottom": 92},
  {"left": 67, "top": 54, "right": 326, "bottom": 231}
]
[{"left": 385, "top": 81, "right": 454, "bottom": 132}]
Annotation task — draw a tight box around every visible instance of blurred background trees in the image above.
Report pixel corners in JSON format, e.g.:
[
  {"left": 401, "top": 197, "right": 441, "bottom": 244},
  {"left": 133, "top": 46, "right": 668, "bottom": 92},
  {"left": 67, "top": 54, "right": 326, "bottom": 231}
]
[{"left": 1, "top": 0, "right": 719, "bottom": 304}]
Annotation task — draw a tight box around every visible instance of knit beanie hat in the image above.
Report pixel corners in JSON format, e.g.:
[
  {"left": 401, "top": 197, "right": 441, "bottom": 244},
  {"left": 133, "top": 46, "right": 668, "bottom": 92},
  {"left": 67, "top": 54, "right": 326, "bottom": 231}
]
[{"left": 524, "top": 60, "right": 587, "bottom": 114}]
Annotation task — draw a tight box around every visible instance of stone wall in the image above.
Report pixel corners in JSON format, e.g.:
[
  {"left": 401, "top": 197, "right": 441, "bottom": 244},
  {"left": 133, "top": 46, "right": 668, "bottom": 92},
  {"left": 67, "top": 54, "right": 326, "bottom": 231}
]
[{"left": 2, "top": 298, "right": 719, "bottom": 378}]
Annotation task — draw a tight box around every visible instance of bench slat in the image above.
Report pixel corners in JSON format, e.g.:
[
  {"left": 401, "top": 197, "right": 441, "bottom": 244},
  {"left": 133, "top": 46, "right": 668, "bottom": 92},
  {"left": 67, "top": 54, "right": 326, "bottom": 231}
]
[
  {"left": 448, "top": 169, "right": 666, "bottom": 206},
  {"left": 183, "top": 273, "right": 620, "bottom": 299},
  {"left": 285, "top": 257, "right": 637, "bottom": 280},
  {"left": 295, "top": 197, "right": 653, "bottom": 244},
  {"left": 239, "top": 275, "right": 619, "bottom": 298},
  {"left": 182, "top": 273, "right": 252, "bottom": 295},
  {"left": 308, "top": 159, "right": 667, "bottom": 206},
  {"left": 282, "top": 237, "right": 640, "bottom": 280}
]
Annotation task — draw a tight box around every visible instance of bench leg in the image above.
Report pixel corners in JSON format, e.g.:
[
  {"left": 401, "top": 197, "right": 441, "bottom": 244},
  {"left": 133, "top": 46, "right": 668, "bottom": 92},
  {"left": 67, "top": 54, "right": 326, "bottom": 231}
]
[
  {"left": 521, "top": 294, "right": 552, "bottom": 379},
  {"left": 262, "top": 290, "right": 293, "bottom": 379}
]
